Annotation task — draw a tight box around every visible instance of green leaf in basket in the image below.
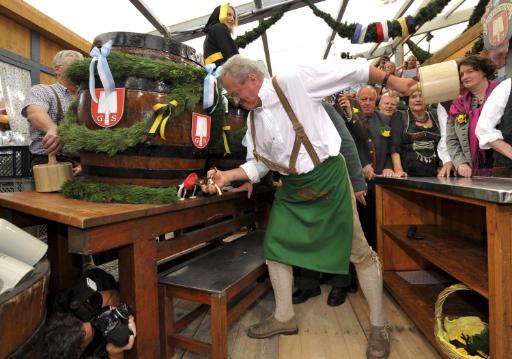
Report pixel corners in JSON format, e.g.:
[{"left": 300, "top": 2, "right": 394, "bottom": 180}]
[{"left": 449, "top": 329, "right": 489, "bottom": 358}]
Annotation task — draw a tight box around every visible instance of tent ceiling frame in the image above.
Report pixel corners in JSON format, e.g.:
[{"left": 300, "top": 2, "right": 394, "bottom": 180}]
[
  {"left": 323, "top": 0, "right": 349, "bottom": 59},
  {"left": 147, "top": 0, "right": 325, "bottom": 43},
  {"left": 128, "top": 0, "right": 170, "bottom": 37}
]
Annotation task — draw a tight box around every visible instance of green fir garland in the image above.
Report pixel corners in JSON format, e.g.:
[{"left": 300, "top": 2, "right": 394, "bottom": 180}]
[
  {"left": 61, "top": 177, "right": 179, "bottom": 204},
  {"left": 65, "top": 50, "right": 204, "bottom": 86},
  {"left": 302, "top": 0, "right": 451, "bottom": 43},
  {"left": 467, "top": 0, "right": 490, "bottom": 30},
  {"left": 464, "top": 0, "right": 489, "bottom": 55},
  {"left": 235, "top": 2, "right": 293, "bottom": 48},
  {"left": 59, "top": 101, "right": 148, "bottom": 156},
  {"left": 406, "top": 40, "right": 432, "bottom": 63},
  {"left": 60, "top": 50, "right": 225, "bottom": 156},
  {"left": 466, "top": 35, "right": 484, "bottom": 56}
]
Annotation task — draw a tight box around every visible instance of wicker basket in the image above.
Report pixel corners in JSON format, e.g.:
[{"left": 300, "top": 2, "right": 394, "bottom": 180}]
[{"left": 434, "top": 284, "right": 489, "bottom": 359}]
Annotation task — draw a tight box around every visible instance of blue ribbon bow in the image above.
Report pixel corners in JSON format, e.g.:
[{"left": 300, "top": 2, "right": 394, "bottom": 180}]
[
  {"left": 203, "top": 64, "right": 223, "bottom": 114},
  {"left": 89, "top": 40, "right": 115, "bottom": 104}
]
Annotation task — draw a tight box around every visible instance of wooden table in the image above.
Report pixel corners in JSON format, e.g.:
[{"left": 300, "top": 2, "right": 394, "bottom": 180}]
[
  {"left": 375, "top": 176, "right": 512, "bottom": 358},
  {"left": 0, "top": 188, "right": 273, "bottom": 359}
]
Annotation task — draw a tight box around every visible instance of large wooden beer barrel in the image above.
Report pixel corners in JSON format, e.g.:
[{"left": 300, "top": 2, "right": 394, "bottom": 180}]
[
  {"left": 0, "top": 259, "right": 50, "bottom": 359},
  {"left": 77, "top": 32, "right": 209, "bottom": 187}
]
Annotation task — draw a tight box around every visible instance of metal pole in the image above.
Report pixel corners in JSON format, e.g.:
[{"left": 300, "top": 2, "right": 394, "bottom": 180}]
[
  {"left": 129, "top": 0, "right": 170, "bottom": 37},
  {"left": 254, "top": 0, "right": 273, "bottom": 76},
  {"left": 323, "top": 0, "right": 349, "bottom": 59}
]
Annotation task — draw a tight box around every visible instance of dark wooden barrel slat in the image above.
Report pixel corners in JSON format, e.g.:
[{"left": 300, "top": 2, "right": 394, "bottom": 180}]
[
  {"left": 92, "top": 32, "right": 202, "bottom": 66},
  {"left": 0, "top": 259, "right": 50, "bottom": 359},
  {"left": 6, "top": 319, "right": 45, "bottom": 359},
  {"left": 80, "top": 152, "right": 206, "bottom": 169},
  {"left": 208, "top": 158, "right": 246, "bottom": 171},
  {"left": 84, "top": 176, "right": 182, "bottom": 187}
]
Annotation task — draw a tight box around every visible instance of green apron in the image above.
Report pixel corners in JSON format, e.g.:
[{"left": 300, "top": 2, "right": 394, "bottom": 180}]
[
  {"left": 251, "top": 77, "right": 353, "bottom": 274},
  {"left": 264, "top": 155, "right": 354, "bottom": 274}
]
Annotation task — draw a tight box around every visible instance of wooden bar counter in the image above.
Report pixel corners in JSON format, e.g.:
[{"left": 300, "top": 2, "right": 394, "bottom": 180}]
[
  {"left": 0, "top": 187, "right": 273, "bottom": 359},
  {"left": 375, "top": 176, "right": 512, "bottom": 358}
]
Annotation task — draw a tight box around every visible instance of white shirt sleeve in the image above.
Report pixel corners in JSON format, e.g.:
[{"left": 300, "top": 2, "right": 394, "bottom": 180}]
[
  {"left": 298, "top": 58, "right": 370, "bottom": 101},
  {"left": 436, "top": 103, "right": 452, "bottom": 164},
  {"left": 239, "top": 119, "right": 269, "bottom": 183},
  {"left": 476, "top": 78, "right": 510, "bottom": 149}
]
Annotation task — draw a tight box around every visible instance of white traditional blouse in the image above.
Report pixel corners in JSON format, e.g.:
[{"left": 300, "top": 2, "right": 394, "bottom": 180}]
[
  {"left": 476, "top": 78, "right": 510, "bottom": 149},
  {"left": 436, "top": 103, "right": 452, "bottom": 164}
]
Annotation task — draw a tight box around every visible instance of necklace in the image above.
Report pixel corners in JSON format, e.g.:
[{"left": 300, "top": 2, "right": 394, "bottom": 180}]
[{"left": 414, "top": 113, "right": 429, "bottom": 123}]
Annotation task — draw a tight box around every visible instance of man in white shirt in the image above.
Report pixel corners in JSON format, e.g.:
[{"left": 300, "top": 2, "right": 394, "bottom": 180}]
[
  {"left": 476, "top": 78, "right": 512, "bottom": 176},
  {"left": 202, "top": 55, "right": 416, "bottom": 359}
]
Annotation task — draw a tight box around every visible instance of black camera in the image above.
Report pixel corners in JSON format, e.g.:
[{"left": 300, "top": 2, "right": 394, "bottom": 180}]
[
  {"left": 92, "top": 303, "right": 134, "bottom": 347},
  {"left": 68, "top": 277, "right": 104, "bottom": 322}
]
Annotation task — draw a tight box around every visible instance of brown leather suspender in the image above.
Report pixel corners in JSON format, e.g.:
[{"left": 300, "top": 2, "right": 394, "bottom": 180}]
[
  {"left": 249, "top": 76, "right": 321, "bottom": 175},
  {"left": 47, "top": 85, "right": 64, "bottom": 121}
]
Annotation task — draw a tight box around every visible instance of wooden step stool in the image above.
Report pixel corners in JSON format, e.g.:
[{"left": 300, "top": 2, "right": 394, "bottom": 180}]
[{"left": 158, "top": 230, "right": 270, "bottom": 358}]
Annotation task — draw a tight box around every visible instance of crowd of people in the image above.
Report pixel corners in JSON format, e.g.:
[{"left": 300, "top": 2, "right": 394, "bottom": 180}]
[{"left": 19, "top": 2, "right": 512, "bottom": 358}]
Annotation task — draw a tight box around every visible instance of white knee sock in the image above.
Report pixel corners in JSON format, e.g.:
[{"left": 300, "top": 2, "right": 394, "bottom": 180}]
[
  {"left": 354, "top": 252, "right": 386, "bottom": 327},
  {"left": 267, "top": 260, "right": 295, "bottom": 322}
]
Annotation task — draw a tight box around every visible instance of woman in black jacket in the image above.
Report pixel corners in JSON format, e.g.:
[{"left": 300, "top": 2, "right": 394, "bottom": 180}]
[{"left": 203, "top": 3, "right": 239, "bottom": 67}]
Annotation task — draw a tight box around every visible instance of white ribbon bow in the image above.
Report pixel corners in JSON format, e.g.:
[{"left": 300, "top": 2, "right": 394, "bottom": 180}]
[
  {"left": 89, "top": 40, "right": 115, "bottom": 105},
  {"left": 203, "top": 64, "right": 223, "bottom": 114}
]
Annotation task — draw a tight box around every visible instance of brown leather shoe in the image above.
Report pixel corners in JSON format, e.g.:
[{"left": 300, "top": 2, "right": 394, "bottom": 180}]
[
  {"left": 367, "top": 325, "right": 390, "bottom": 359},
  {"left": 247, "top": 315, "right": 298, "bottom": 339}
]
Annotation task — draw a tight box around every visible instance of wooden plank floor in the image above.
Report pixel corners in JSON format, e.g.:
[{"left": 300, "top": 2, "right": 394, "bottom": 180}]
[{"left": 171, "top": 285, "right": 441, "bottom": 359}]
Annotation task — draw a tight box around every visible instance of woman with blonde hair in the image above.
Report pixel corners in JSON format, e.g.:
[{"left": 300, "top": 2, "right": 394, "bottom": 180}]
[{"left": 203, "top": 3, "right": 239, "bottom": 67}]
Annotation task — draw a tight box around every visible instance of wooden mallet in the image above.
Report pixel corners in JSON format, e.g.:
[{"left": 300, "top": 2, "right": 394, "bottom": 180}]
[{"left": 32, "top": 155, "right": 73, "bottom": 192}]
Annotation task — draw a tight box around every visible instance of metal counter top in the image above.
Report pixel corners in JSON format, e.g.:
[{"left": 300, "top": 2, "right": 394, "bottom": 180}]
[{"left": 375, "top": 176, "right": 512, "bottom": 204}]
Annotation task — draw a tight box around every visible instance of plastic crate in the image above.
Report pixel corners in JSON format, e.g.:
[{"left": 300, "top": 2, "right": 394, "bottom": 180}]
[
  {"left": 0, "top": 145, "right": 31, "bottom": 177},
  {"left": 25, "top": 224, "right": 48, "bottom": 242},
  {"left": 0, "top": 177, "right": 34, "bottom": 192}
]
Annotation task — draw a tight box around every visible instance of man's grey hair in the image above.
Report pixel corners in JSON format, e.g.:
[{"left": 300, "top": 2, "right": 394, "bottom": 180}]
[
  {"left": 52, "top": 50, "right": 83, "bottom": 67},
  {"left": 220, "top": 55, "right": 268, "bottom": 84},
  {"left": 357, "top": 85, "right": 377, "bottom": 99}
]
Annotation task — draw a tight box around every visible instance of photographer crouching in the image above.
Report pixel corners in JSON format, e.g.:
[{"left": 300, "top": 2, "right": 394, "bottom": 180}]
[{"left": 44, "top": 268, "right": 137, "bottom": 359}]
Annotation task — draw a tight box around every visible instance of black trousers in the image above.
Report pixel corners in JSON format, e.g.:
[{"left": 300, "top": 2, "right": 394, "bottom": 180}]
[
  {"left": 295, "top": 265, "right": 355, "bottom": 290},
  {"left": 357, "top": 186, "right": 376, "bottom": 249}
]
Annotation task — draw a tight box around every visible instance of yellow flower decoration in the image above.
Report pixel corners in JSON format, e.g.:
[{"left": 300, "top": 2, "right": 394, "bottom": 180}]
[
  {"left": 380, "top": 125, "right": 392, "bottom": 138},
  {"left": 352, "top": 107, "right": 360, "bottom": 114},
  {"left": 456, "top": 113, "right": 468, "bottom": 126},
  {"left": 455, "top": 348, "right": 468, "bottom": 356}
]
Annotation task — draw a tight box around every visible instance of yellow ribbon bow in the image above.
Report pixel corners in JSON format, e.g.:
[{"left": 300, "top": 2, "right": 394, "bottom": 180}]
[
  {"left": 222, "top": 125, "right": 231, "bottom": 155},
  {"left": 146, "top": 100, "right": 178, "bottom": 140}
]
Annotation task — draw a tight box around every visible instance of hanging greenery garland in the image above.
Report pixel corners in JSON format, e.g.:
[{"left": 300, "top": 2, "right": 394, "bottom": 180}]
[
  {"left": 59, "top": 101, "right": 148, "bottom": 156},
  {"left": 236, "top": 2, "right": 294, "bottom": 48},
  {"left": 61, "top": 177, "right": 179, "bottom": 204},
  {"left": 302, "top": 0, "right": 451, "bottom": 44},
  {"left": 406, "top": 40, "right": 432, "bottom": 63},
  {"left": 466, "top": 0, "right": 490, "bottom": 30},
  {"left": 60, "top": 50, "right": 225, "bottom": 156},
  {"left": 65, "top": 50, "right": 204, "bottom": 86},
  {"left": 463, "top": 0, "right": 489, "bottom": 56},
  {"left": 465, "top": 35, "right": 484, "bottom": 56}
]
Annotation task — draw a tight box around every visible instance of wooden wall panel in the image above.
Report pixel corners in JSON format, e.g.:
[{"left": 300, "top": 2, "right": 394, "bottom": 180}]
[
  {"left": 424, "top": 22, "right": 482, "bottom": 65},
  {"left": 0, "top": 0, "right": 90, "bottom": 54},
  {"left": 0, "top": 13, "right": 30, "bottom": 58},
  {"left": 40, "top": 36, "right": 63, "bottom": 68},
  {"left": 40, "top": 72, "right": 55, "bottom": 85}
]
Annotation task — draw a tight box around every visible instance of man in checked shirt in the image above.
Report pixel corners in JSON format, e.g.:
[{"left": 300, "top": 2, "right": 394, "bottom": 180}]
[{"left": 22, "top": 50, "right": 83, "bottom": 174}]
